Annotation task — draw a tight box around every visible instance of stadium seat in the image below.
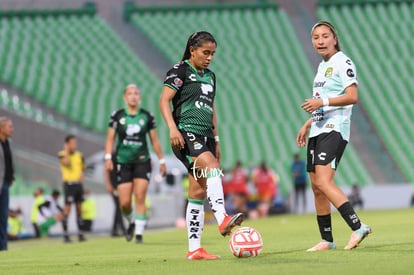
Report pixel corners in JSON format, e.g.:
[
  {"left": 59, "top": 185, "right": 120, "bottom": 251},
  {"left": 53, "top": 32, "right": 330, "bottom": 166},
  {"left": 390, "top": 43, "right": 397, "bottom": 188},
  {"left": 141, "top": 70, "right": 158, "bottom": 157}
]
[{"left": 0, "top": 13, "right": 161, "bottom": 133}]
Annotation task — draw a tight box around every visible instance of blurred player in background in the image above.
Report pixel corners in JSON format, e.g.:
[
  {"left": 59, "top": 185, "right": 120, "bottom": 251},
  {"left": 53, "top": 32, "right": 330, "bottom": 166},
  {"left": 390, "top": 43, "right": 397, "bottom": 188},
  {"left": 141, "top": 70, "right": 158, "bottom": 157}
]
[
  {"left": 105, "top": 84, "right": 166, "bottom": 244},
  {"left": 30, "top": 187, "right": 45, "bottom": 238},
  {"left": 252, "top": 161, "right": 278, "bottom": 217},
  {"left": 160, "top": 31, "right": 244, "bottom": 260},
  {"left": 80, "top": 189, "right": 96, "bottom": 232},
  {"left": 0, "top": 117, "right": 15, "bottom": 251},
  {"left": 37, "top": 190, "right": 64, "bottom": 237},
  {"left": 291, "top": 153, "right": 307, "bottom": 213},
  {"left": 297, "top": 21, "right": 371, "bottom": 251},
  {"left": 58, "top": 135, "right": 86, "bottom": 243},
  {"left": 104, "top": 153, "right": 126, "bottom": 237}
]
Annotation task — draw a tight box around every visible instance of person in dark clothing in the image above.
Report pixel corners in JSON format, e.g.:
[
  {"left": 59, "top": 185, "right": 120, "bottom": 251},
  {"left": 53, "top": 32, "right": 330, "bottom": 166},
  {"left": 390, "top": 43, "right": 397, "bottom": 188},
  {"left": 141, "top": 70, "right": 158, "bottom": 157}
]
[
  {"left": 104, "top": 154, "right": 126, "bottom": 237},
  {"left": 0, "top": 117, "right": 15, "bottom": 251}
]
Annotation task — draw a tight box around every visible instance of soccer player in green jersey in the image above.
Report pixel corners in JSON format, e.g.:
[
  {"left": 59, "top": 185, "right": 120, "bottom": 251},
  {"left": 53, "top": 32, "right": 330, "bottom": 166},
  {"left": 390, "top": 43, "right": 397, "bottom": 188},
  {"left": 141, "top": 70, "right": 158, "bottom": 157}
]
[
  {"left": 297, "top": 21, "right": 371, "bottom": 251},
  {"left": 160, "top": 31, "right": 244, "bottom": 260},
  {"left": 105, "top": 84, "right": 166, "bottom": 243}
]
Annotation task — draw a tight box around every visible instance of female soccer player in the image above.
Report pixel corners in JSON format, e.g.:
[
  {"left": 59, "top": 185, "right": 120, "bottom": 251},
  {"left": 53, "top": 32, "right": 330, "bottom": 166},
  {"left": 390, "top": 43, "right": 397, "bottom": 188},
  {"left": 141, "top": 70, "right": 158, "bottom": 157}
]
[
  {"left": 159, "top": 31, "right": 244, "bottom": 260},
  {"left": 296, "top": 21, "right": 371, "bottom": 251},
  {"left": 105, "top": 84, "right": 166, "bottom": 243}
]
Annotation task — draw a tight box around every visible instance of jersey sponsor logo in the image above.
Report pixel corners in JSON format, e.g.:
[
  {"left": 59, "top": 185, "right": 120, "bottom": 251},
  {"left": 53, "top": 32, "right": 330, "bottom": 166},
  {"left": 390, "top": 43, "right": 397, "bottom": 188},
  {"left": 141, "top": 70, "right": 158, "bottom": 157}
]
[
  {"left": 119, "top": 118, "right": 126, "bottom": 125},
  {"left": 126, "top": 124, "right": 141, "bottom": 136},
  {"left": 195, "top": 101, "right": 213, "bottom": 112},
  {"left": 313, "top": 81, "right": 326, "bottom": 88},
  {"left": 201, "top": 83, "right": 213, "bottom": 95},
  {"left": 188, "top": 74, "right": 197, "bottom": 81},
  {"left": 325, "top": 124, "right": 334, "bottom": 128},
  {"left": 318, "top": 152, "right": 326, "bottom": 161},
  {"left": 346, "top": 59, "right": 352, "bottom": 65},
  {"left": 346, "top": 68, "right": 355, "bottom": 77},
  {"left": 173, "top": 63, "right": 180, "bottom": 69},
  {"left": 325, "top": 67, "right": 333, "bottom": 78},
  {"left": 172, "top": 77, "right": 183, "bottom": 89}
]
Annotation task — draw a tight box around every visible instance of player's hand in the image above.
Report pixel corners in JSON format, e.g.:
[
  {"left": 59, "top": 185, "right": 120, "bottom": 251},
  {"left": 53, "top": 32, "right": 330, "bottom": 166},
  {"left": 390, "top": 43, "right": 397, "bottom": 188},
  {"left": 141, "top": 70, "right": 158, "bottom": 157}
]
[
  {"left": 215, "top": 142, "right": 221, "bottom": 164},
  {"left": 106, "top": 183, "right": 114, "bottom": 194},
  {"left": 159, "top": 163, "right": 167, "bottom": 177},
  {"left": 170, "top": 127, "right": 184, "bottom": 149},
  {"left": 296, "top": 126, "right": 309, "bottom": 147},
  {"left": 301, "top": 98, "right": 323, "bottom": 113},
  {"left": 63, "top": 143, "right": 69, "bottom": 152},
  {"left": 105, "top": 159, "right": 113, "bottom": 171}
]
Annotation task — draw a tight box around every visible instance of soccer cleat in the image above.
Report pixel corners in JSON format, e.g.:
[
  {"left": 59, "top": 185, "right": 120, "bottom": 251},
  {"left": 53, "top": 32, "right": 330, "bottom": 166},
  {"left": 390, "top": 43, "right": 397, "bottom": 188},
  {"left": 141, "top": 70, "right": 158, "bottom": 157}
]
[
  {"left": 219, "top": 213, "right": 244, "bottom": 236},
  {"left": 135, "top": 235, "right": 143, "bottom": 244},
  {"left": 344, "top": 223, "right": 372, "bottom": 250},
  {"left": 125, "top": 222, "right": 135, "bottom": 242},
  {"left": 306, "top": 240, "right": 336, "bottom": 252},
  {"left": 186, "top": 248, "right": 220, "bottom": 260}
]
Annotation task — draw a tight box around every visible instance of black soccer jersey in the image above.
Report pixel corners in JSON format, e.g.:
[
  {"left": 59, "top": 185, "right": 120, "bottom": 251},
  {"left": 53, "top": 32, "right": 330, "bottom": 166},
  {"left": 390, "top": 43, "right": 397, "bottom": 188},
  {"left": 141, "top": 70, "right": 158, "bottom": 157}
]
[
  {"left": 163, "top": 60, "right": 216, "bottom": 138},
  {"left": 108, "top": 108, "right": 156, "bottom": 164}
]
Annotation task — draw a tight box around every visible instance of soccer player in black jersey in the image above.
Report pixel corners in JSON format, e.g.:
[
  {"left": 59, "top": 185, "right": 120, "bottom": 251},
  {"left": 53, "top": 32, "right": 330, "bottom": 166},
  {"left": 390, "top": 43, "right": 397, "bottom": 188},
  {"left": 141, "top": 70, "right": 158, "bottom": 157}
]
[
  {"left": 105, "top": 84, "right": 166, "bottom": 243},
  {"left": 160, "top": 31, "right": 244, "bottom": 260}
]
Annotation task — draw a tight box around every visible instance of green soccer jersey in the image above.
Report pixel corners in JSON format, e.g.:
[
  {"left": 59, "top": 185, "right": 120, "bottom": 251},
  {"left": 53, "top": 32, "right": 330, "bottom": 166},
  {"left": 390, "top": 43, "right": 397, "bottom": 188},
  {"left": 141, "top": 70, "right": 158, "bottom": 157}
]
[
  {"left": 163, "top": 60, "right": 216, "bottom": 138},
  {"left": 108, "top": 108, "right": 156, "bottom": 164}
]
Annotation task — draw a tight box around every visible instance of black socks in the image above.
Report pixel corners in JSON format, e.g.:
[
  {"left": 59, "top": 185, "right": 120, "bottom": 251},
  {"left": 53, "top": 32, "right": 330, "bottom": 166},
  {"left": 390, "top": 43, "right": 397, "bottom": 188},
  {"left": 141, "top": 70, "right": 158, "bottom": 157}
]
[
  {"left": 317, "top": 214, "right": 333, "bottom": 242},
  {"left": 337, "top": 201, "right": 361, "bottom": 231}
]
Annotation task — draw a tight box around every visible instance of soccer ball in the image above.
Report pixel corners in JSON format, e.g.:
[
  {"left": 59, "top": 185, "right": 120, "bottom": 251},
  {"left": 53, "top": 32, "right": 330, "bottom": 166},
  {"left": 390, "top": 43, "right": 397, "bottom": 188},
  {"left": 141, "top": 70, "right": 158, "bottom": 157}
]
[{"left": 229, "top": 227, "right": 263, "bottom": 258}]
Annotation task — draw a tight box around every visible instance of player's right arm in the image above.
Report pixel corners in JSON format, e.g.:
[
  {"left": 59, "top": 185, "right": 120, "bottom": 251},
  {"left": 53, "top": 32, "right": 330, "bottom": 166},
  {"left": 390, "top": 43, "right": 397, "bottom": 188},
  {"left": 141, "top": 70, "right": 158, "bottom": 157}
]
[
  {"left": 105, "top": 128, "right": 115, "bottom": 171},
  {"left": 160, "top": 86, "right": 184, "bottom": 149},
  {"left": 296, "top": 118, "right": 312, "bottom": 147}
]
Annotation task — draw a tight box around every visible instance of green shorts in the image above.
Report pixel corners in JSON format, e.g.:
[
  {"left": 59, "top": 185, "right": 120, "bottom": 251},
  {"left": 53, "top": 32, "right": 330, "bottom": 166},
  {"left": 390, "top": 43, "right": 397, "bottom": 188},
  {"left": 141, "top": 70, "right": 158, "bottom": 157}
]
[{"left": 39, "top": 217, "right": 56, "bottom": 237}]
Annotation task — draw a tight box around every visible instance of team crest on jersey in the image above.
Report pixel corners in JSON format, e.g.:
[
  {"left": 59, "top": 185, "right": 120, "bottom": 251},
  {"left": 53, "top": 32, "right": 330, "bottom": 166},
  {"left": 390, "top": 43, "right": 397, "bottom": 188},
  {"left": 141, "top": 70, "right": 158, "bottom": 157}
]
[
  {"left": 194, "top": 142, "right": 203, "bottom": 150},
  {"left": 325, "top": 67, "right": 333, "bottom": 78},
  {"left": 139, "top": 119, "right": 145, "bottom": 126},
  {"left": 119, "top": 118, "right": 126, "bottom": 125}
]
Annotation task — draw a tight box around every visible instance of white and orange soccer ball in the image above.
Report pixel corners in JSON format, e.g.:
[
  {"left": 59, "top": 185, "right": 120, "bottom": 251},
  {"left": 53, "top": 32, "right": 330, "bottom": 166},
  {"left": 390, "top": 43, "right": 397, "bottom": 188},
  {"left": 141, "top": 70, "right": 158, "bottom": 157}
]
[{"left": 229, "top": 227, "right": 263, "bottom": 258}]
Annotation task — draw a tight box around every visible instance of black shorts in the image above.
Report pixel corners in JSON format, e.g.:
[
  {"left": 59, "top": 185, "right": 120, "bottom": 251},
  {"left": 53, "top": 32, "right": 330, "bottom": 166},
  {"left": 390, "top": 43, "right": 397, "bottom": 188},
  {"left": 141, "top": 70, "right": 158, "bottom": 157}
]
[
  {"left": 63, "top": 183, "right": 84, "bottom": 204},
  {"left": 307, "top": 131, "right": 347, "bottom": 172},
  {"left": 116, "top": 159, "right": 152, "bottom": 184},
  {"left": 172, "top": 130, "right": 216, "bottom": 172}
]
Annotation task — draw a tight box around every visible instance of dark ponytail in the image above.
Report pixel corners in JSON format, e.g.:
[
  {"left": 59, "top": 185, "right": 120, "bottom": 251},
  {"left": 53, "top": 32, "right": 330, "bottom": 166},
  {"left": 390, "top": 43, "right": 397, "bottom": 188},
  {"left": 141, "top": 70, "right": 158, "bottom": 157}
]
[{"left": 181, "top": 31, "right": 217, "bottom": 61}]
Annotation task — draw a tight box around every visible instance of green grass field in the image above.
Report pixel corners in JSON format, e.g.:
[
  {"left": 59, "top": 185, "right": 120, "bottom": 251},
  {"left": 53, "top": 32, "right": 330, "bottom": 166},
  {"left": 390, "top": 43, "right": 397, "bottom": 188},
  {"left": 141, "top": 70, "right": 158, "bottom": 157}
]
[{"left": 3, "top": 208, "right": 414, "bottom": 274}]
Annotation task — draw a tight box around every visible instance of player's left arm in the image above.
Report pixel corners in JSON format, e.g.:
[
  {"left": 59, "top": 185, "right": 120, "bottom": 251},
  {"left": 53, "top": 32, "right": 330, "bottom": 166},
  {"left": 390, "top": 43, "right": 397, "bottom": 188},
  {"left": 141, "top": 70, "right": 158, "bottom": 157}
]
[
  {"left": 301, "top": 84, "right": 358, "bottom": 113},
  {"left": 212, "top": 104, "right": 221, "bottom": 164},
  {"left": 149, "top": 129, "right": 166, "bottom": 176}
]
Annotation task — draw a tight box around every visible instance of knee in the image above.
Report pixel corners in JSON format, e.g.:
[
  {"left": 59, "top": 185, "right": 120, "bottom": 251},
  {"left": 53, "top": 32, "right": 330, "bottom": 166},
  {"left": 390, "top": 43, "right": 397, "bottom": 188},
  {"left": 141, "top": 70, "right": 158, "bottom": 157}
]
[
  {"left": 119, "top": 200, "right": 131, "bottom": 211},
  {"left": 311, "top": 182, "right": 325, "bottom": 197},
  {"left": 188, "top": 187, "right": 206, "bottom": 200}
]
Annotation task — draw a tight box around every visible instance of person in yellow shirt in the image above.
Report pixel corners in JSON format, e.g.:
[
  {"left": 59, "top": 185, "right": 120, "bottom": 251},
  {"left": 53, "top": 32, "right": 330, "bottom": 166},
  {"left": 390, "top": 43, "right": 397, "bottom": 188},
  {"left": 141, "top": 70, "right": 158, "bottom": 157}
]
[
  {"left": 58, "top": 135, "right": 86, "bottom": 243},
  {"left": 81, "top": 189, "right": 96, "bottom": 232},
  {"left": 30, "top": 188, "right": 45, "bottom": 238}
]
